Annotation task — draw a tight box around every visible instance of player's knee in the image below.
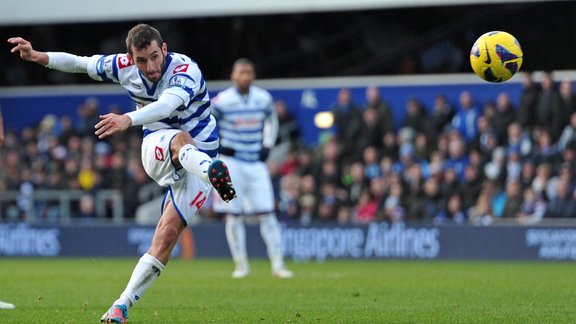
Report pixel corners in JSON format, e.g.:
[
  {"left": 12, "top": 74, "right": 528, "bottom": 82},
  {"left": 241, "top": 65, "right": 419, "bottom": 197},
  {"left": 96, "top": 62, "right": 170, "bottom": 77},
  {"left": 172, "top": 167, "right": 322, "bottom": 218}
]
[
  {"left": 168, "top": 132, "right": 193, "bottom": 165},
  {"left": 171, "top": 132, "right": 195, "bottom": 156}
]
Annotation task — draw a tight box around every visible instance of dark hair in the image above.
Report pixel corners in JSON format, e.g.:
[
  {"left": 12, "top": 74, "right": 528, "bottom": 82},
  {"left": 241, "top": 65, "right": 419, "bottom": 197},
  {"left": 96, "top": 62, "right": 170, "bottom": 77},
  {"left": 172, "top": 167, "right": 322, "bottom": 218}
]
[
  {"left": 126, "top": 24, "right": 163, "bottom": 56},
  {"left": 232, "top": 58, "right": 254, "bottom": 70}
]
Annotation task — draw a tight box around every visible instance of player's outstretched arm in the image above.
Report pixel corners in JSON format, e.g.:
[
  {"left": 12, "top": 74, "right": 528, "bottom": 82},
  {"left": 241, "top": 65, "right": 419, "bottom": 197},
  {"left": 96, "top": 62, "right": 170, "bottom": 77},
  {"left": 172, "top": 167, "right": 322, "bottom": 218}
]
[
  {"left": 8, "top": 37, "right": 49, "bottom": 65},
  {"left": 9, "top": 37, "right": 91, "bottom": 74}
]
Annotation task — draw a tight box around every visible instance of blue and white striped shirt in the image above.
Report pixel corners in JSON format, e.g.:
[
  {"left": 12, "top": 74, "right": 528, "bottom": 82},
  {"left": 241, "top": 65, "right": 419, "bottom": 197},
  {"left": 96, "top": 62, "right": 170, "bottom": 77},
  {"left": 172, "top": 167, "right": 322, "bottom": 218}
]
[
  {"left": 85, "top": 52, "right": 219, "bottom": 157},
  {"left": 212, "top": 86, "right": 278, "bottom": 162}
]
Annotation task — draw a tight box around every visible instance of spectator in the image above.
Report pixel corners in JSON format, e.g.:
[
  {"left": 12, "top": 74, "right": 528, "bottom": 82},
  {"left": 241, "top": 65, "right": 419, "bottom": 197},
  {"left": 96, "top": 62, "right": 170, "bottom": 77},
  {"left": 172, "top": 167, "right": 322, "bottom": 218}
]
[
  {"left": 330, "top": 88, "right": 363, "bottom": 159},
  {"left": 468, "top": 192, "right": 494, "bottom": 226},
  {"left": 451, "top": 91, "right": 480, "bottom": 143},
  {"left": 365, "top": 85, "right": 394, "bottom": 135},
  {"left": 414, "top": 132, "right": 432, "bottom": 161},
  {"left": 531, "top": 163, "right": 553, "bottom": 200},
  {"left": 274, "top": 99, "right": 300, "bottom": 146},
  {"left": 445, "top": 135, "right": 469, "bottom": 181},
  {"left": 380, "top": 131, "right": 399, "bottom": 162},
  {"left": 440, "top": 167, "right": 460, "bottom": 199},
  {"left": 316, "top": 182, "right": 344, "bottom": 222},
  {"left": 492, "top": 92, "right": 517, "bottom": 140},
  {"left": 410, "top": 175, "right": 444, "bottom": 221},
  {"left": 345, "top": 162, "right": 369, "bottom": 208},
  {"left": 0, "top": 106, "right": 4, "bottom": 146},
  {"left": 517, "top": 187, "right": 546, "bottom": 225},
  {"left": 501, "top": 179, "right": 523, "bottom": 218},
  {"left": 518, "top": 71, "right": 540, "bottom": 130},
  {"left": 535, "top": 72, "right": 564, "bottom": 140},
  {"left": 436, "top": 193, "right": 467, "bottom": 224},
  {"left": 355, "top": 188, "right": 378, "bottom": 224},
  {"left": 362, "top": 146, "right": 381, "bottom": 180},
  {"left": 544, "top": 179, "right": 576, "bottom": 218},
  {"left": 531, "top": 129, "right": 562, "bottom": 170},
  {"left": 76, "top": 97, "right": 101, "bottom": 137},
  {"left": 519, "top": 160, "right": 536, "bottom": 191},
  {"left": 383, "top": 178, "right": 405, "bottom": 222},
  {"left": 505, "top": 122, "right": 532, "bottom": 158},
  {"left": 505, "top": 147, "right": 522, "bottom": 182},
  {"left": 402, "top": 97, "right": 427, "bottom": 134},
  {"left": 473, "top": 115, "right": 499, "bottom": 156},
  {"left": 277, "top": 174, "right": 300, "bottom": 223},
  {"left": 558, "top": 111, "right": 576, "bottom": 152},
  {"left": 559, "top": 79, "right": 576, "bottom": 124},
  {"left": 357, "top": 105, "right": 384, "bottom": 151},
  {"left": 426, "top": 94, "right": 454, "bottom": 141}
]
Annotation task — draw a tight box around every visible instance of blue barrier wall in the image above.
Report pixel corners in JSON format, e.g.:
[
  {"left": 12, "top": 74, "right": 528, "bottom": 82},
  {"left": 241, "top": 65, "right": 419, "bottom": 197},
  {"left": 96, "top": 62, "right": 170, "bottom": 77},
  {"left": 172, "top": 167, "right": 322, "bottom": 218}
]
[
  {"left": 0, "top": 75, "right": 522, "bottom": 146},
  {"left": 1, "top": 223, "right": 575, "bottom": 262}
]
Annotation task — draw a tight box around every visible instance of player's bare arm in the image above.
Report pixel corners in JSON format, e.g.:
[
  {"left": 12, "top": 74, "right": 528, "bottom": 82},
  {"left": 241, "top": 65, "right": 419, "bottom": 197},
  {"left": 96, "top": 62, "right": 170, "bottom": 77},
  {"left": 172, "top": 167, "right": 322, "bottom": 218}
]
[
  {"left": 8, "top": 37, "right": 49, "bottom": 65},
  {"left": 94, "top": 113, "right": 132, "bottom": 139}
]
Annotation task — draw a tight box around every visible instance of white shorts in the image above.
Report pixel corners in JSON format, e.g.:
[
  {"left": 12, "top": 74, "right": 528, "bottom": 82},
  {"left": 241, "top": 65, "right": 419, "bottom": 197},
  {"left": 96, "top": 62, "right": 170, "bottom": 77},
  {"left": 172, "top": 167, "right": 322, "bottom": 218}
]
[
  {"left": 212, "top": 156, "right": 274, "bottom": 215},
  {"left": 142, "top": 129, "right": 213, "bottom": 224}
]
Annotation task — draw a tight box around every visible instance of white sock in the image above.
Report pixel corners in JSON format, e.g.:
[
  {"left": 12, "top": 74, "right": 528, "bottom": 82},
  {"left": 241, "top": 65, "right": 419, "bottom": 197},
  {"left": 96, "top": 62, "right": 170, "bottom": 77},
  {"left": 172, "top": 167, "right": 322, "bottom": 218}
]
[
  {"left": 259, "top": 213, "right": 285, "bottom": 270},
  {"left": 114, "top": 253, "right": 165, "bottom": 307},
  {"left": 225, "top": 215, "right": 248, "bottom": 270},
  {"left": 178, "top": 144, "right": 212, "bottom": 182}
]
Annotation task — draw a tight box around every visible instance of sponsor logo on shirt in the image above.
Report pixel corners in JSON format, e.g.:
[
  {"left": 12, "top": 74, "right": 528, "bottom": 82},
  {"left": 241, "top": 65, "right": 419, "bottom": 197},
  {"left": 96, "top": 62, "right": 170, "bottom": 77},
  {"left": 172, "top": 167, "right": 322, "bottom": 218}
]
[
  {"left": 155, "top": 146, "right": 165, "bottom": 161},
  {"left": 173, "top": 64, "right": 189, "bottom": 74},
  {"left": 118, "top": 55, "right": 134, "bottom": 69}
]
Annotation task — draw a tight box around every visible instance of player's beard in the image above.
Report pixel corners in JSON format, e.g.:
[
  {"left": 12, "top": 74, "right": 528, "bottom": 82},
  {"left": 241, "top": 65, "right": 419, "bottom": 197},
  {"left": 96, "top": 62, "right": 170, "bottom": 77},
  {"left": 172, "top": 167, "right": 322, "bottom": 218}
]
[{"left": 148, "top": 57, "right": 166, "bottom": 82}]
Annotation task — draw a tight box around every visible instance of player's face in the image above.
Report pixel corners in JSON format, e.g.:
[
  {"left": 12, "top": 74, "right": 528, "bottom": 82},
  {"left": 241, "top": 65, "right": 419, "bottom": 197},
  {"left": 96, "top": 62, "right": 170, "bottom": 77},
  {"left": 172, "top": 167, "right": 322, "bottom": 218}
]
[
  {"left": 130, "top": 41, "right": 167, "bottom": 82},
  {"left": 231, "top": 63, "right": 255, "bottom": 93}
]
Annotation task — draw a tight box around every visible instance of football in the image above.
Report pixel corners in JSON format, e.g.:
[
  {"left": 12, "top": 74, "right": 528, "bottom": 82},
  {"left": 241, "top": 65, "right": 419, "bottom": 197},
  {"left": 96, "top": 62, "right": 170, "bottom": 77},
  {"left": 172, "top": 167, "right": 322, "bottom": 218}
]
[{"left": 470, "top": 31, "right": 523, "bottom": 83}]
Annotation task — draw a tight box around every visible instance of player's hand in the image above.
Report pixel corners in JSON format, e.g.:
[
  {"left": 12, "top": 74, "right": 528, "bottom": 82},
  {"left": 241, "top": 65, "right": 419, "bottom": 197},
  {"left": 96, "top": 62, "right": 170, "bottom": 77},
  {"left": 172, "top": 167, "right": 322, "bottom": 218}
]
[
  {"left": 94, "top": 113, "right": 132, "bottom": 139},
  {"left": 7, "top": 37, "right": 37, "bottom": 62}
]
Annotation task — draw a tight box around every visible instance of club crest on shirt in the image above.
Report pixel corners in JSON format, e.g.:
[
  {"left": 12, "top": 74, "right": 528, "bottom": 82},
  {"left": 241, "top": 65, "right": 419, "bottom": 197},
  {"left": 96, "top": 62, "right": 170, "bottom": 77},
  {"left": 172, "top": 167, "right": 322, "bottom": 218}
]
[
  {"left": 157, "top": 80, "right": 165, "bottom": 94},
  {"left": 169, "top": 75, "right": 194, "bottom": 90}
]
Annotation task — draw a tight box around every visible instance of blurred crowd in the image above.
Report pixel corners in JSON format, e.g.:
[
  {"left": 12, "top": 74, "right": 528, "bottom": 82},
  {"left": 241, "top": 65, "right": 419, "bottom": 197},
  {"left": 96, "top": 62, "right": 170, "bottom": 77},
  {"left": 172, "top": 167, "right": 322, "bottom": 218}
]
[
  {"left": 1, "top": 71, "right": 576, "bottom": 225},
  {"left": 0, "top": 100, "right": 154, "bottom": 222},
  {"left": 270, "top": 71, "right": 576, "bottom": 226}
]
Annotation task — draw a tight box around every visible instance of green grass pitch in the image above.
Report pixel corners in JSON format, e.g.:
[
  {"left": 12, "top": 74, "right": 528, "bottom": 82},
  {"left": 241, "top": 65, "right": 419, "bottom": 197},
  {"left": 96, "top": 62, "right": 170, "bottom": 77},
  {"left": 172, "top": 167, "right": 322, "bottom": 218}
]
[{"left": 1, "top": 258, "right": 576, "bottom": 323}]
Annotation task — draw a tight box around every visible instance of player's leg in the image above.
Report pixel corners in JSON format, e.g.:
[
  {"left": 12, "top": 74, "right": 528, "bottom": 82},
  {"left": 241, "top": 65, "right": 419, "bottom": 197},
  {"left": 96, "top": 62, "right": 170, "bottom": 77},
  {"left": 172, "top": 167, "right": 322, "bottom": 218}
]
[
  {"left": 248, "top": 162, "right": 293, "bottom": 278},
  {"left": 171, "top": 131, "right": 236, "bottom": 202},
  {"left": 225, "top": 214, "right": 250, "bottom": 278},
  {"left": 101, "top": 202, "right": 184, "bottom": 323},
  {"left": 172, "top": 131, "right": 211, "bottom": 181},
  {"left": 213, "top": 156, "right": 250, "bottom": 277}
]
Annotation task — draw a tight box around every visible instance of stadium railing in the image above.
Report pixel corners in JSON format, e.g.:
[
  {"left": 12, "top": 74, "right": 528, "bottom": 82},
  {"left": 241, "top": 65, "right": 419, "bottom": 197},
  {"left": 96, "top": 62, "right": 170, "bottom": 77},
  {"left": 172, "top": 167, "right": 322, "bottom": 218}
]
[{"left": 0, "top": 189, "right": 124, "bottom": 224}]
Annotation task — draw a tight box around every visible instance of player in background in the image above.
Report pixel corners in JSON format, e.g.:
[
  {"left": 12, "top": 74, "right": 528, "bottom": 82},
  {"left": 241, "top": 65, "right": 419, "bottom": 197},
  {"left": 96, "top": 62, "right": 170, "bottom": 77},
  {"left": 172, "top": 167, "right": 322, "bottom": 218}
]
[
  {"left": 8, "top": 24, "right": 236, "bottom": 323},
  {"left": 211, "top": 58, "right": 293, "bottom": 279}
]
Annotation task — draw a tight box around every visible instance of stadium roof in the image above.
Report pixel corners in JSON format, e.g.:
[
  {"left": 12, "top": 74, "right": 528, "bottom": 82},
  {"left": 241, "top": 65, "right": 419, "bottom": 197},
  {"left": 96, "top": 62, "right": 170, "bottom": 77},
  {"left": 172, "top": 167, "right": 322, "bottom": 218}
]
[{"left": 0, "top": 0, "right": 550, "bottom": 26}]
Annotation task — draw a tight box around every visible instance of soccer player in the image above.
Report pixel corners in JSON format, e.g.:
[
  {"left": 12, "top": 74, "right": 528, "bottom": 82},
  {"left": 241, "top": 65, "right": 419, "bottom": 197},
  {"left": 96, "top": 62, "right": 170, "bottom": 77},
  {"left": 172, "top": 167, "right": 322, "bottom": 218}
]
[
  {"left": 9, "top": 24, "right": 236, "bottom": 323},
  {"left": 211, "top": 58, "right": 293, "bottom": 279}
]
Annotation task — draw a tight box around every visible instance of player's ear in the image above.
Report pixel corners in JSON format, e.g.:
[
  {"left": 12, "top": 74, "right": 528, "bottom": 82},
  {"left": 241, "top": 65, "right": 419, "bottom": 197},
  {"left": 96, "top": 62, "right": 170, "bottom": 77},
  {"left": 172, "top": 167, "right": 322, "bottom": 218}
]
[{"left": 162, "top": 43, "right": 168, "bottom": 57}]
